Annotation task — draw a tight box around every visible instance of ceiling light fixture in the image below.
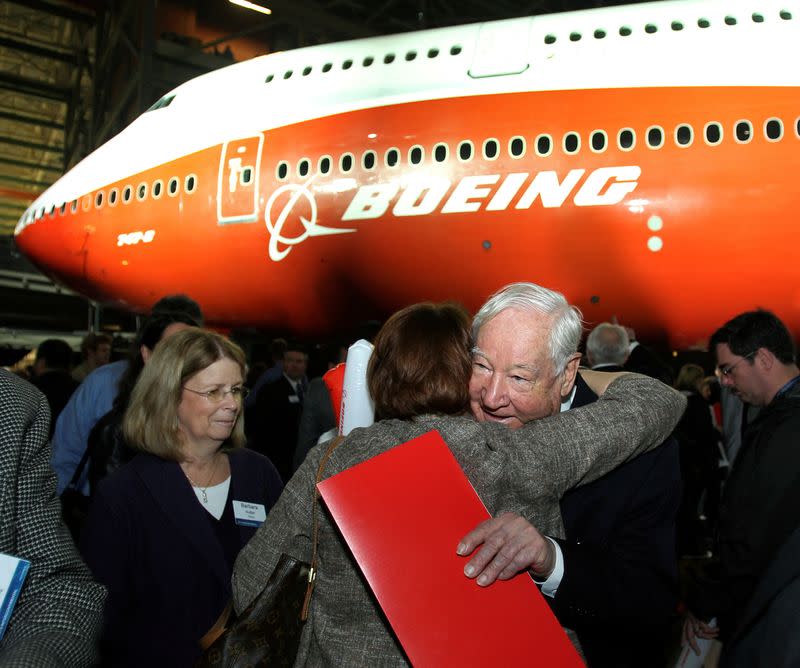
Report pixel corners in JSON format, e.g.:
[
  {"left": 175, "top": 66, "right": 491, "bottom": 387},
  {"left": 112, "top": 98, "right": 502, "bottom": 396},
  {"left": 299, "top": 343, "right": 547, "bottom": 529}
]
[{"left": 229, "top": 0, "right": 272, "bottom": 16}]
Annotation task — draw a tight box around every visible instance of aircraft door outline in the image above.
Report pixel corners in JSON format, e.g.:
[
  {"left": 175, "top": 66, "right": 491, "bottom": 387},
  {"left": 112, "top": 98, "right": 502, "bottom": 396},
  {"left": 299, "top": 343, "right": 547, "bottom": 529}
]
[{"left": 216, "top": 134, "right": 264, "bottom": 224}]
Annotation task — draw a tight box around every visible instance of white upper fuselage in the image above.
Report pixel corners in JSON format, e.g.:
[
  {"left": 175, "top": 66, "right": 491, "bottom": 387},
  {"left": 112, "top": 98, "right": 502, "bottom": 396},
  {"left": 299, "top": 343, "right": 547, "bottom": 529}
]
[{"left": 16, "top": 0, "right": 799, "bottom": 232}]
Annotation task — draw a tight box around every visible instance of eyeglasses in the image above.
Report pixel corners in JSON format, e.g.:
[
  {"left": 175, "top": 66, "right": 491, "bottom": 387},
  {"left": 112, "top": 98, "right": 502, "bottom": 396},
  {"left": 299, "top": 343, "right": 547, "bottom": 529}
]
[
  {"left": 717, "top": 351, "right": 756, "bottom": 377},
  {"left": 183, "top": 385, "right": 249, "bottom": 402}
]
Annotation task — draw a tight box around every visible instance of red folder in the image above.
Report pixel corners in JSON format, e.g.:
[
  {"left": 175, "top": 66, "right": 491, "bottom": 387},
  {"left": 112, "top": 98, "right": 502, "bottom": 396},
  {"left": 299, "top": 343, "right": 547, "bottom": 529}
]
[{"left": 317, "top": 429, "right": 583, "bottom": 667}]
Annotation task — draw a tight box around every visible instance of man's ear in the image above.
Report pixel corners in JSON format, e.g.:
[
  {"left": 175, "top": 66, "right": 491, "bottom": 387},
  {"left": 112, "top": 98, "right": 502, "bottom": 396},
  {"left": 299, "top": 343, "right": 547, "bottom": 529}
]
[
  {"left": 560, "top": 353, "right": 582, "bottom": 397},
  {"left": 755, "top": 347, "right": 774, "bottom": 371}
]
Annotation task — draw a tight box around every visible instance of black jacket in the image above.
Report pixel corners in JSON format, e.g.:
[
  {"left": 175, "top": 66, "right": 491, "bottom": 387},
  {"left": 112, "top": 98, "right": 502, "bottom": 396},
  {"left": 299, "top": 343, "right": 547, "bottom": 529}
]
[
  {"left": 688, "top": 377, "right": 800, "bottom": 635},
  {"left": 548, "top": 374, "right": 681, "bottom": 667}
]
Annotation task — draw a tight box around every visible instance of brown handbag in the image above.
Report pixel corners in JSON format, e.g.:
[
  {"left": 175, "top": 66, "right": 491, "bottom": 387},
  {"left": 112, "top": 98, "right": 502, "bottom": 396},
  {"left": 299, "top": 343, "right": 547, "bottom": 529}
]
[{"left": 196, "top": 436, "right": 342, "bottom": 668}]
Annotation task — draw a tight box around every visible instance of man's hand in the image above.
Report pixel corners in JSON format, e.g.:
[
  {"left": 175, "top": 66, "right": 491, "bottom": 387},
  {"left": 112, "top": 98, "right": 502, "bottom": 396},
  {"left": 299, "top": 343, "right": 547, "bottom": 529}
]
[
  {"left": 456, "top": 512, "right": 554, "bottom": 586},
  {"left": 682, "top": 610, "right": 719, "bottom": 655}
]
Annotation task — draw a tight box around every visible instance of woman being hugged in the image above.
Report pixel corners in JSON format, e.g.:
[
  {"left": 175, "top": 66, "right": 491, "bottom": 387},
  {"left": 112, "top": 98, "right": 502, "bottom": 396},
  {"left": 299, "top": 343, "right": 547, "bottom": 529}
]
[{"left": 81, "top": 328, "right": 283, "bottom": 666}]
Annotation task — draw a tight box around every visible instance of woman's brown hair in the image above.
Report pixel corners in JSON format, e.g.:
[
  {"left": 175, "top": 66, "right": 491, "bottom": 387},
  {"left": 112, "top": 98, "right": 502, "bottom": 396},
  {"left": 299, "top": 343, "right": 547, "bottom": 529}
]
[
  {"left": 123, "top": 328, "right": 247, "bottom": 460},
  {"left": 368, "top": 302, "right": 471, "bottom": 420}
]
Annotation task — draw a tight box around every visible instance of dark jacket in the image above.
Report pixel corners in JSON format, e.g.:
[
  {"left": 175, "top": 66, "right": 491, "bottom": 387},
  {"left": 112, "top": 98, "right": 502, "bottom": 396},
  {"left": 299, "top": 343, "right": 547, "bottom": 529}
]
[
  {"left": 720, "top": 525, "right": 800, "bottom": 667},
  {"left": 80, "top": 448, "right": 283, "bottom": 667},
  {"left": 549, "top": 373, "right": 682, "bottom": 667},
  {"left": 687, "top": 377, "right": 800, "bottom": 636}
]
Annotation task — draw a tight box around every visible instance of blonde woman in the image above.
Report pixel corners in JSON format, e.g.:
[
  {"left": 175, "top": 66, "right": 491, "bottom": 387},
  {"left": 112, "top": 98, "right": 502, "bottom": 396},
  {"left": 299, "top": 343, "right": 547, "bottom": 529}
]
[{"left": 81, "top": 328, "right": 283, "bottom": 666}]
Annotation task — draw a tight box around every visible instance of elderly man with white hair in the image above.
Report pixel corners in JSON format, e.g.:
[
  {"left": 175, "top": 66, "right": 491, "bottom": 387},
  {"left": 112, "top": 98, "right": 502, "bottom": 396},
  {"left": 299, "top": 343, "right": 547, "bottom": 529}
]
[{"left": 458, "top": 282, "right": 681, "bottom": 668}]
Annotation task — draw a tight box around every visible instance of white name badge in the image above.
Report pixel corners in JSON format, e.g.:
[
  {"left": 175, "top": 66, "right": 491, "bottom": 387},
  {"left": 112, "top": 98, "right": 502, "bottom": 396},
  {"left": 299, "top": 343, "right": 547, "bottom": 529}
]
[
  {"left": 233, "top": 500, "right": 267, "bottom": 527},
  {"left": 0, "top": 553, "right": 30, "bottom": 640},
  {"left": 288, "top": 395, "right": 300, "bottom": 404}
]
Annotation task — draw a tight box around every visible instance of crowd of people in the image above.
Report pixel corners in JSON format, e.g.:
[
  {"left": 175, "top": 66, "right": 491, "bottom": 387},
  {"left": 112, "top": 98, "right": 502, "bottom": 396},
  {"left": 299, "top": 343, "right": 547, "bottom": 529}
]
[{"left": 0, "top": 283, "right": 797, "bottom": 667}]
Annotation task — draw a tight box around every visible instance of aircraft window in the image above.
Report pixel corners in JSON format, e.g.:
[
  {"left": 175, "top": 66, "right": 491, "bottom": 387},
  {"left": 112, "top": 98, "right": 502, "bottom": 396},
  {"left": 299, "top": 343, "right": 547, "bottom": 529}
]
[
  {"left": 735, "top": 120, "right": 752, "bottom": 143},
  {"left": 780, "top": 10, "right": 792, "bottom": 20},
  {"left": 590, "top": 130, "right": 607, "bottom": 152},
  {"left": 362, "top": 150, "right": 376, "bottom": 170},
  {"left": 342, "top": 60, "right": 353, "bottom": 70},
  {"left": 276, "top": 162, "right": 289, "bottom": 180},
  {"left": 646, "top": 126, "right": 664, "bottom": 149},
  {"left": 428, "top": 48, "right": 439, "bottom": 58},
  {"left": 563, "top": 132, "right": 580, "bottom": 154},
  {"left": 509, "top": 136, "right": 525, "bottom": 158},
  {"left": 59, "top": 202, "right": 66, "bottom": 215},
  {"left": 450, "top": 45, "right": 462, "bottom": 56},
  {"left": 95, "top": 192, "right": 103, "bottom": 208},
  {"left": 409, "top": 145, "right": 424, "bottom": 165},
  {"left": 137, "top": 183, "right": 147, "bottom": 201},
  {"left": 82, "top": 195, "right": 91, "bottom": 211},
  {"left": 483, "top": 139, "right": 499, "bottom": 160},
  {"left": 704, "top": 122, "right": 722, "bottom": 145},
  {"left": 457, "top": 140, "right": 474, "bottom": 162},
  {"left": 363, "top": 57, "right": 374, "bottom": 67},
  {"left": 109, "top": 188, "right": 118, "bottom": 205},
  {"left": 724, "top": 16, "right": 737, "bottom": 26},
  {"left": 71, "top": 199, "right": 78, "bottom": 212},
  {"left": 384, "top": 54, "right": 396, "bottom": 64},
  {"left": 594, "top": 29, "right": 606, "bottom": 39},
  {"left": 146, "top": 94, "right": 175, "bottom": 112},
  {"left": 619, "top": 26, "right": 632, "bottom": 36},
  {"left": 405, "top": 51, "right": 417, "bottom": 61},
  {"left": 671, "top": 21, "right": 684, "bottom": 31},
  {"left": 765, "top": 118, "right": 783, "bottom": 141},
  {"left": 123, "top": 186, "right": 132, "bottom": 203},
  {"left": 434, "top": 143, "right": 448, "bottom": 162},
  {"left": 298, "top": 158, "right": 310, "bottom": 177},
  {"left": 536, "top": 134, "right": 552, "bottom": 156},
  {"left": 302, "top": 66, "right": 312, "bottom": 76},
  {"left": 153, "top": 180, "right": 164, "bottom": 198},
  {"left": 645, "top": 23, "right": 658, "bottom": 34},
  {"left": 752, "top": 13, "right": 764, "bottom": 23},
  {"left": 319, "top": 156, "right": 332, "bottom": 174},
  {"left": 569, "top": 32, "right": 582, "bottom": 42},
  {"left": 265, "top": 74, "right": 274, "bottom": 83},
  {"left": 322, "top": 63, "right": 333, "bottom": 72},
  {"left": 49, "top": 204, "right": 55, "bottom": 216},
  {"left": 283, "top": 70, "right": 293, "bottom": 80},
  {"left": 340, "top": 153, "right": 354, "bottom": 173},
  {"left": 385, "top": 148, "right": 399, "bottom": 167},
  {"left": 168, "top": 177, "right": 179, "bottom": 195},
  {"left": 698, "top": 18, "right": 711, "bottom": 28},
  {"left": 185, "top": 175, "right": 197, "bottom": 193},
  {"left": 240, "top": 169, "right": 252, "bottom": 185},
  {"left": 544, "top": 34, "right": 557, "bottom": 44},
  {"left": 796, "top": 117, "right": 800, "bottom": 138},
  {"left": 675, "top": 124, "right": 693, "bottom": 147}
]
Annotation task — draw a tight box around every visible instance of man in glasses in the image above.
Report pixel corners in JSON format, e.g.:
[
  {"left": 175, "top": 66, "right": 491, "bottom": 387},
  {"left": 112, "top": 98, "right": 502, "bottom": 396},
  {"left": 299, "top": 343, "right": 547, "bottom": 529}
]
[{"left": 683, "top": 309, "right": 800, "bottom": 662}]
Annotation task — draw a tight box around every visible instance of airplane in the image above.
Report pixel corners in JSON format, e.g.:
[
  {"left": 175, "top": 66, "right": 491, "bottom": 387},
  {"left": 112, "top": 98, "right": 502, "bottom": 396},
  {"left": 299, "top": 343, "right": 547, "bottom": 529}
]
[{"left": 13, "top": 0, "right": 800, "bottom": 350}]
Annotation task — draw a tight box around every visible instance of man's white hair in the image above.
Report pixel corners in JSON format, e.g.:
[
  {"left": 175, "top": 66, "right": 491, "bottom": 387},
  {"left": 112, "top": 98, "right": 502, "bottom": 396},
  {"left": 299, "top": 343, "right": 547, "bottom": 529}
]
[
  {"left": 472, "top": 282, "right": 584, "bottom": 376},
  {"left": 586, "top": 323, "right": 630, "bottom": 366}
]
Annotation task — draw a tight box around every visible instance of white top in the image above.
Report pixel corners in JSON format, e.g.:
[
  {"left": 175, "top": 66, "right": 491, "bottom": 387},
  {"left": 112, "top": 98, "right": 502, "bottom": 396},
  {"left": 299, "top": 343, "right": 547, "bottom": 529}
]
[{"left": 192, "top": 476, "right": 231, "bottom": 520}]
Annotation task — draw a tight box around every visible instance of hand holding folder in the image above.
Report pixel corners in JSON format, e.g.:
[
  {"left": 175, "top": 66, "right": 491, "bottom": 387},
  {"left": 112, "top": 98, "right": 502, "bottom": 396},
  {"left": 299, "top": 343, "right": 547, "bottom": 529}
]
[{"left": 318, "top": 430, "right": 583, "bottom": 667}]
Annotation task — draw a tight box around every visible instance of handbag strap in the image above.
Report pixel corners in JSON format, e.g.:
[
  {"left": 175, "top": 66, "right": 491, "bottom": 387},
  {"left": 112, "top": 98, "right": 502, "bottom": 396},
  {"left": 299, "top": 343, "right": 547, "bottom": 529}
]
[{"left": 301, "top": 434, "right": 344, "bottom": 620}]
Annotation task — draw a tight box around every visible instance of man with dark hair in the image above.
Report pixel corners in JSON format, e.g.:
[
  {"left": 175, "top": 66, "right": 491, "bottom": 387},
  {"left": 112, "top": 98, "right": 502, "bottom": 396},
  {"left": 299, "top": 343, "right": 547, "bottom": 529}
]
[
  {"left": 30, "top": 339, "right": 79, "bottom": 437},
  {"left": 247, "top": 342, "right": 308, "bottom": 482},
  {"left": 71, "top": 333, "right": 112, "bottom": 382},
  {"left": 683, "top": 309, "right": 800, "bottom": 656},
  {"left": 51, "top": 295, "right": 203, "bottom": 495}
]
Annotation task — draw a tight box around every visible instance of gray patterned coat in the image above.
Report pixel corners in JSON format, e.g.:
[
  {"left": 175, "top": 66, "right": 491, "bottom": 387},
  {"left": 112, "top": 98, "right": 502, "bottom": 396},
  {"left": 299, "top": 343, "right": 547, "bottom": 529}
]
[
  {"left": 233, "top": 375, "right": 685, "bottom": 666},
  {"left": 0, "top": 369, "right": 106, "bottom": 667}
]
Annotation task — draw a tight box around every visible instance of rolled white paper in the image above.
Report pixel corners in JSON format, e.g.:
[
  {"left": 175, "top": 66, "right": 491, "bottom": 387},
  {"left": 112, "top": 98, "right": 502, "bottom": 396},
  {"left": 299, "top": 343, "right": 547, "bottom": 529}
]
[{"left": 340, "top": 339, "right": 375, "bottom": 436}]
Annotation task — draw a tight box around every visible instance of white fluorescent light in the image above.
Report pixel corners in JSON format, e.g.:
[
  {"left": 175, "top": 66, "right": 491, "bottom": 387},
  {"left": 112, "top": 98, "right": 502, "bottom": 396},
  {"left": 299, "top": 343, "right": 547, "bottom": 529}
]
[{"left": 229, "top": 0, "right": 272, "bottom": 15}]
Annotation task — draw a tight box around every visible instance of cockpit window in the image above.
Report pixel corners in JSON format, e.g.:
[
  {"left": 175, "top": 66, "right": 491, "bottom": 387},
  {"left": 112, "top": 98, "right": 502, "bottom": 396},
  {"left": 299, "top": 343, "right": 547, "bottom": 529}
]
[{"left": 146, "top": 94, "right": 175, "bottom": 112}]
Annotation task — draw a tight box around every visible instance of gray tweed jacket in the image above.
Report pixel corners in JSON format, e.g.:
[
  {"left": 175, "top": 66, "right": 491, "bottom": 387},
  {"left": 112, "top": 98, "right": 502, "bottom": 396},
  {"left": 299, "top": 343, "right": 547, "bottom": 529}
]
[
  {"left": 233, "top": 375, "right": 685, "bottom": 666},
  {"left": 0, "top": 369, "right": 106, "bottom": 667}
]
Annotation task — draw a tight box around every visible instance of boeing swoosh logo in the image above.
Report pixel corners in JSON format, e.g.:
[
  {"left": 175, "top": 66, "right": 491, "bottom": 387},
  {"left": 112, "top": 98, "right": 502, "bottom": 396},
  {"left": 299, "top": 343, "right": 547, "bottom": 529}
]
[{"left": 265, "top": 175, "right": 355, "bottom": 262}]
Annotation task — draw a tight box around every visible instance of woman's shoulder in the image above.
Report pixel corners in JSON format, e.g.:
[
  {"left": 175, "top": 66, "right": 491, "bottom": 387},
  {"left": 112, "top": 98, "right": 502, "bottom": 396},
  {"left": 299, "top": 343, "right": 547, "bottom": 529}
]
[{"left": 229, "top": 448, "right": 282, "bottom": 485}]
